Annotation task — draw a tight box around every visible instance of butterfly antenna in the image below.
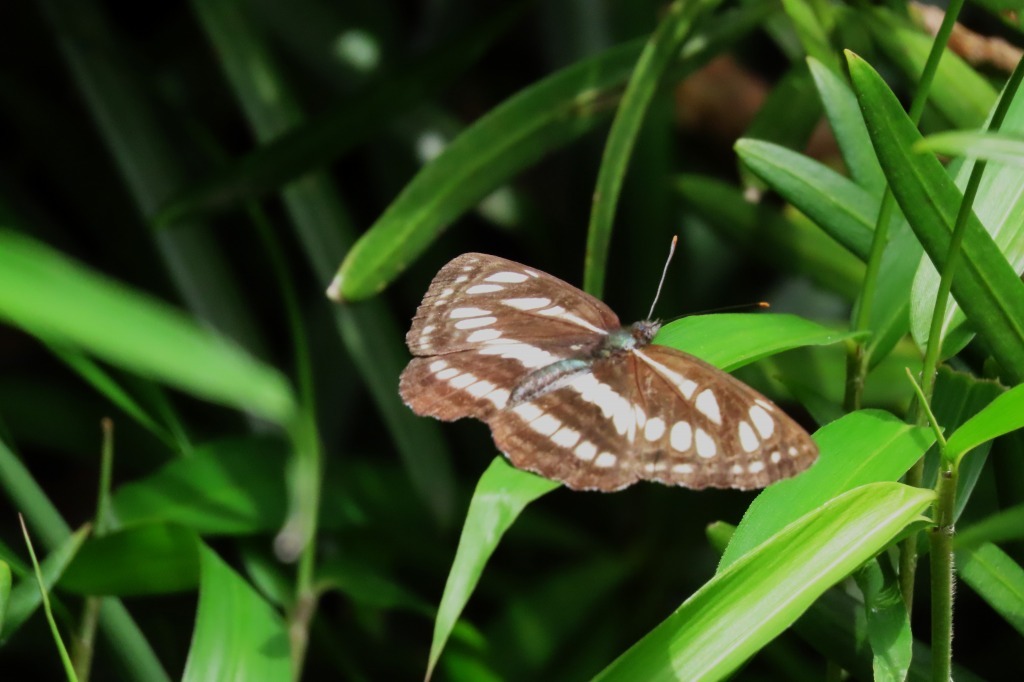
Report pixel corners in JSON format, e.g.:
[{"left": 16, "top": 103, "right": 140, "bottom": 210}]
[{"left": 647, "top": 235, "right": 678, "bottom": 320}]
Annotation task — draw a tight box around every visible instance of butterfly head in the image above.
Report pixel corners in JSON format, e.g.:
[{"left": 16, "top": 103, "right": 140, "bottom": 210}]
[{"left": 631, "top": 319, "right": 661, "bottom": 345}]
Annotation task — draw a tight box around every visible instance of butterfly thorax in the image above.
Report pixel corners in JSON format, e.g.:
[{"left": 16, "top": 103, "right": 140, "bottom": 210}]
[{"left": 508, "top": 320, "right": 662, "bottom": 407}]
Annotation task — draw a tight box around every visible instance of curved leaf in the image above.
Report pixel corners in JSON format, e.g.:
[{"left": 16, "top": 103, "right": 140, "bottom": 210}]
[
  {"left": 427, "top": 458, "right": 559, "bottom": 680},
  {"left": 333, "top": 6, "right": 768, "bottom": 301},
  {"left": 945, "top": 382, "right": 1024, "bottom": 465},
  {"left": 720, "top": 409, "right": 934, "bottom": 569},
  {"left": 847, "top": 52, "right": 1024, "bottom": 383},
  {"left": 0, "top": 230, "right": 296, "bottom": 424},
  {"left": 585, "top": 0, "right": 718, "bottom": 297},
  {"left": 655, "top": 313, "right": 859, "bottom": 372},
  {"left": 594, "top": 483, "right": 935, "bottom": 681},
  {"left": 182, "top": 545, "right": 290, "bottom": 682}
]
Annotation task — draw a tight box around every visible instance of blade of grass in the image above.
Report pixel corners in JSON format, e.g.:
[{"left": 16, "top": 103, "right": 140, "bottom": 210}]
[
  {"left": 720, "top": 409, "right": 934, "bottom": 569},
  {"left": 427, "top": 459, "right": 559, "bottom": 681},
  {"left": 156, "top": 3, "right": 527, "bottom": 225},
  {"left": 19, "top": 515, "right": 78, "bottom": 681},
  {"left": 181, "top": 545, "right": 291, "bottom": 682},
  {"left": 584, "top": 0, "right": 719, "bottom": 297},
  {"left": 956, "top": 542, "right": 1024, "bottom": 637},
  {"left": 3, "top": 525, "right": 90, "bottom": 639},
  {"left": 332, "top": 3, "right": 769, "bottom": 301},
  {"left": 0, "top": 436, "right": 170, "bottom": 682},
  {"left": 0, "top": 230, "right": 296, "bottom": 425},
  {"left": 594, "top": 484, "right": 935, "bottom": 681},
  {"left": 194, "top": 0, "right": 458, "bottom": 528},
  {"left": 40, "top": 0, "right": 268, "bottom": 357},
  {"left": 847, "top": 52, "right": 1024, "bottom": 383}
]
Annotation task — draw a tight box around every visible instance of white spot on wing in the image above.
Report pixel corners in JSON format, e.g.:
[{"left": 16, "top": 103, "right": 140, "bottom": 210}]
[
  {"left": 568, "top": 374, "right": 634, "bottom": 439},
  {"left": 450, "top": 373, "right": 476, "bottom": 389},
  {"left": 644, "top": 417, "right": 666, "bottom": 442},
  {"left": 437, "top": 368, "right": 459, "bottom": 380},
  {"left": 695, "top": 429, "right": 717, "bottom": 458},
  {"left": 467, "top": 284, "right": 503, "bottom": 294},
  {"left": 478, "top": 342, "right": 555, "bottom": 368},
  {"left": 450, "top": 307, "right": 490, "bottom": 319},
  {"left": 552, "top": 427, "right": 581, "bottom": 449},
  {"left": 513, "top": 403, "right": 542, "bottom": 422},
  {"left": 748, "top": 461, "right": 765, "bottom": 474},
  {"left": 487, "top": 389, "right": 510, "bottom": 409},
  {"left": 695, "top": 389, "right": 722, "bottom": 425},
  {"left": 422, "top": 325, "right": 435, "bottom": 334},
  {"left": 634, "top": 350, "right": 698, "bottom": 398},
  {"left": 531, "top": 413, "right": 562, "bottom": 436},
  {"left": 670, "top": 421, "right": 692, "bottom": 451},
  {"left": 429, "top": 360, "right": 447, "bottom": 373},
  {"left": 749, "top": 405, "right": 775, "bottom": 438},
  {"left": 537, "top": 306, "right": 607, "bottom": 334},
  {"left": 738, "top": 421, "right": 759, "bottom": 453},
  {"left": 503, "top": 297, "right": 551, "bottom": 311},
  {"left": 467, "top": 329, "right": 502, "bottom": 342},
  {"left": 454, "top": 316, "right": 496, "bottom": 329},
  {"left": 770, "top": 451, "right": 782, "bottom": 463},
  {"left": 672, "top": 463, "right": 694, "bottom": 474},
  {"left": 574, "top": 441, "right": 597, "bottom": 461},
  {"left": 486, "top": 271, "right": 529, "bottom": 283},
  {"left": 466, "top": 380, "right": 495, "bottom": 398},
  {"left": 594, "top": 452, "right": 617, "bottom": 468}
]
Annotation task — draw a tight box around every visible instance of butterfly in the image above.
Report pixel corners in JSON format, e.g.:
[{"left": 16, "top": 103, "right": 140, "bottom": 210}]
[{"left": 399, "top": 253, "right": 818, "bottom": 492}]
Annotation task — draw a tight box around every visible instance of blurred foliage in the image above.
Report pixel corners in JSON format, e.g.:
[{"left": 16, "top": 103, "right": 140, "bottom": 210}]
[{"left": 1, "top": 0, "right": 1024, "bottom": 680}]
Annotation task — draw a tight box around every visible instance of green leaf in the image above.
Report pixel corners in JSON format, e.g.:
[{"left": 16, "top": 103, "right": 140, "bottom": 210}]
[
  {"left": 593, "top": 483, "right": 935, "bottom": 681},
  {"left": 780, "top": 0, "right": 837, "bottom": 70},
  {"left": 868, "top": 10, "right": 996, "bottom": 128},
  {"left": 956, "top": 503, "right": 1024, "bottom": 548},
  {"left": 585, "top": 0, "right": 718, "bottom": 297},
  {"left": 655, "top": 313, "right": 859, "bottom": 372},
  {"left": 0, "top": 561, "right": 9, "bottom": 637},
  {"left": 807, "top": 57, "right": 885, "bottom": 195},
  {"left": 111, "top": 437, "right": 288, "bottom": 535},
  {"left": 181, "top": 545, "right": 290, "bottom": 682},
  {"left": 916, "top": 130, "right": 1024, "bottom": 166},
  {"left": 720, "top": 410, "right": 934, "bottom": 569},
  {"left": 427, "top": 458, "right": 559, "bottom": 680},
  {"left": 0, "top": 230, "right": 296, "bottom": 424},
  {"left": 60, "top": 524, "right": 199, "bottom": 596},
  {"left": 156, "top": 4, "right": 525, "bottom": 225},
  {"left": 945, "top": 382, "right": 1024, "bottom": 465},
  {"left": 847, "top": 52, "right": 1024, "bottom": 383},
  {"left": 333, "top": 6, "right": 767, "bottom": 301},
  {"left": 734, "top": 138, "right": 876, "bottom": 259},
  {"left": 910, "top": 92, "right": 1024, "bottom": 358},
  {"left": 674, "top": 175, "right": 865, "bottom": 299},
  {"left": 3, "top": 525, "right": 90, "bottom": 639},
  {"left": 957, "top": 542, "right": 1024, "bottom": 637},
  {"left": 853, "top": 558, "right": 912, "bottom": 682}
]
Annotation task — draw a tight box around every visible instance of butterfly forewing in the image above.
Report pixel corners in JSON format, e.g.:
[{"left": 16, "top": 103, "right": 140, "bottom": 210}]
[
  {"left": 406, "top": 253, "right": 619, "bottom": 358},
  {"left": 400, "top": 252, "right": 819, "bottom": 492}
]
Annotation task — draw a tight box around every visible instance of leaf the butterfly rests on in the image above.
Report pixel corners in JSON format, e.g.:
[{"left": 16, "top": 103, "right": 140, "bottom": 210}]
[{"left": 399, "top": 253, "right": 818, "bottom": 492}]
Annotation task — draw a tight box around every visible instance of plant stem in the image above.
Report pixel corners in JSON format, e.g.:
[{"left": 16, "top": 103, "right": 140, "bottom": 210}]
[{"left": 930, "top": 464, "right": 958, "bottom": 681}]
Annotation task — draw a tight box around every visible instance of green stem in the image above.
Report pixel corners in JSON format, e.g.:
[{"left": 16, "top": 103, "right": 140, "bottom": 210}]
[
  {"left": 72, "top": 419, "right": 115, "bottom": 682},
  {"left": 866, "top": 0, "right": 964, "bottom": 613},
  {"left": 929, "top": 464, "right": 958, "bottom": 682}
]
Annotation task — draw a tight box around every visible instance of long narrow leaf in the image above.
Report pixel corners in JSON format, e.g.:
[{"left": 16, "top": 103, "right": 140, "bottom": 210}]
[
  {"left": 427, "top": 459, "right": 559, "bottom": 680},
  {"left": 957, "top": 542, "right": 1024, "bottom": 637},
  {"left": 594, "top": 483, "right": 934, "bottom": 681},
  {"left": 584, "top": 0, "right": 717, "bottom": 297},
  {"left": 333, "top": 6, "right": 767, "bottom": 301},
  {"left": 720, "top": 409, "right": 934, "bottom": 569},
  {"left": 847, "top": 52, "right": 1024, "bottom": 383},
  {"left": 0, "top": 231, "right": 296, "bottom": 424}
]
